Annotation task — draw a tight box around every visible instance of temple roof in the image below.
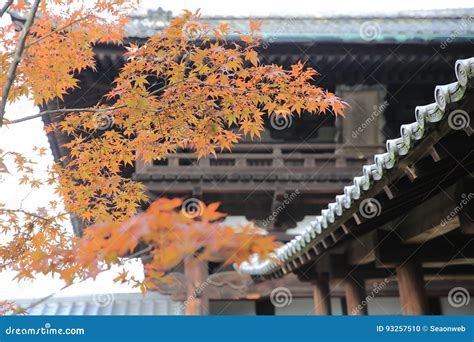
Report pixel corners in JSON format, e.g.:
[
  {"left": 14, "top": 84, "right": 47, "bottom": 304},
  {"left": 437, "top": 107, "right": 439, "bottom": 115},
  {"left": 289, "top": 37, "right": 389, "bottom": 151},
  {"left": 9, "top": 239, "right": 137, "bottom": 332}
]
[
  {"left": 238, "top": 57, "right": 474, "bottom": 279},
  {"left": 126, "top": 8, "right": 474, "bottom": 43},
  {"left": 11, "top": 292, "right": 182, "bottom": 315}
]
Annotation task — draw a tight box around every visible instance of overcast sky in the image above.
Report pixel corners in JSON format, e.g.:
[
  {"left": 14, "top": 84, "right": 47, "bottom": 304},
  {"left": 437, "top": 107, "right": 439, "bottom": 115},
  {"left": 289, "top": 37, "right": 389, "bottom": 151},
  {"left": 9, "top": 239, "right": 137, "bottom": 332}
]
[
  {"left": 0, "top": 0, "right": 472, "bottom": 301},
  {"left": 143, "top": 0, "right": 473, "bottom": 16}
]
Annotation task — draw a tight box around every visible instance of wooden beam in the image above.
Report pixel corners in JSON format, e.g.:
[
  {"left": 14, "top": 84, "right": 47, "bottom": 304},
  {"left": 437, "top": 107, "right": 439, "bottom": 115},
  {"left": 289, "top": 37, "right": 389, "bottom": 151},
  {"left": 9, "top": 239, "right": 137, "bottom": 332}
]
[
  {"left": 375, "top": 230, "right": 474, "bottom": 268},
  {"left": 428, "top": 145, "right": 446, "bottom": 162},
  {"left": 331, "top": 253, "right": 392, "bottom": 279},
  {"left": 353, "top": 212, "right": 362, "bottom": 225},
  {"left": 383, "top": 185, "right": 395, "bottom": 200},
  {"left": 396, "top": 259, "right": 429, "bottom": 315},
  {"left": 348, "top": 230, "right": 377, "bottom": 265},
  {"left": 313, "top": 279, "right": 332, "bottom": 315},
  {"left": 403, "top": 165, "right": 418, "bottom": 182},
  {"left": 395, "top": 184, "right": 462, "bottom": 244}
]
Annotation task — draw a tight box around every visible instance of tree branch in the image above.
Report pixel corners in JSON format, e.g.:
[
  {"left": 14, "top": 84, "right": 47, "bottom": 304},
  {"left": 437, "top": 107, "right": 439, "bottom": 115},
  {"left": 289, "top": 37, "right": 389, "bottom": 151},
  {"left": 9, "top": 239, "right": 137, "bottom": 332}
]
[
  {"left": 127, "top": 245, "right": 153, "bottom": 259},
  {"left": 22, "top": 14, "right": 93, "bottom": 53},
  {"left": 3, "top": 80, "right": 251, "bottom": 125},
  {"left": 0, "top": 0, "right": 13, "bottom": 18},
  {"left": 4, "top": 104, "right": 127, "bottom": 125},
  {"left": 0, "top": 0, "right": 41, "bottom": 128},
  {"left": 0, "top": 208, "right": 56, "bottom": 222},
  {"left": 18, "top": 282, "right": 73, "bottom": 313}
]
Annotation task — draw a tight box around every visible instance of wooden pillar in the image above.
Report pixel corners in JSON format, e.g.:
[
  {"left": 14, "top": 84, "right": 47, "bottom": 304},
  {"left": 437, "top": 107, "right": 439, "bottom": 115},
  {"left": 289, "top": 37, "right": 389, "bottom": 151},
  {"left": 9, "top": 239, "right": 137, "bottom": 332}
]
[
  {"left": 396, "top": 259, "right": 428, "bottom": 315},
  {"left": 340, "top": 297, "right": 348, "bottom": 315},
  {"left": 428, "top": 297, "right": 442, "bottom": 315},
  {"left": 184, "top": 256, "right": 209, "bottom": 315},
  {"left": 345, "top": 276, "right": 368, "bottom": 315},
  {"left": 255, "top": 299, "right": 275, "bottom": 315},
  {"left": 313, "top": 279, "right": 332, "bottom": 315}
]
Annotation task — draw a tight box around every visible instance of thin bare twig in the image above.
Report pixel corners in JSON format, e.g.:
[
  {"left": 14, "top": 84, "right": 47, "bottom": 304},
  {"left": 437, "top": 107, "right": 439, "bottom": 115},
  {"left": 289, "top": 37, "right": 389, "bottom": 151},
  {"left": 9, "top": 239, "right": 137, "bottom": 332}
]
[
  {"left": 0, "top": 208, "right": 55, "bottom": 222},
  {"left": 0, "top": 0, "right": 41, "bottom": 128},
  {"left": 0, "top": 0, "right": 13, "bottom": 18},
  {"left": 18, "top": 282, "right": 73, "bottom": 313},
  {"left": 4, "top": 104, "right": 127, "bottom": 125},
  {"left": 126, "top": 245, "right": 153, "bottom": 259}
]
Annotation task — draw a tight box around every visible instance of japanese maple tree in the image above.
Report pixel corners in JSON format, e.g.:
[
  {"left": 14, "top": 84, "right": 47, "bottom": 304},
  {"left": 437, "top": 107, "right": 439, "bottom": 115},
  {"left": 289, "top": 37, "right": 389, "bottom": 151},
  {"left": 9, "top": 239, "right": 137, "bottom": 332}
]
[{"left": 0, "top": 0, "right": 345, "bottom": 312}]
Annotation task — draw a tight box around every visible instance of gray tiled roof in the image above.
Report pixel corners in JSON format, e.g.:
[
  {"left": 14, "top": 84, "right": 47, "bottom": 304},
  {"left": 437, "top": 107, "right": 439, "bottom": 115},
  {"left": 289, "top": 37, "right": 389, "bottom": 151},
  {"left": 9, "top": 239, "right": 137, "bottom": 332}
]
[
  {"left": 239, "top": 57, "right": 474, "bottom": 277},
  {"left": 126, "top": 8, "right": 474, "bottom": 43},
  {"left": 11, "top": 292, "right": 183, "bottom": 315}
]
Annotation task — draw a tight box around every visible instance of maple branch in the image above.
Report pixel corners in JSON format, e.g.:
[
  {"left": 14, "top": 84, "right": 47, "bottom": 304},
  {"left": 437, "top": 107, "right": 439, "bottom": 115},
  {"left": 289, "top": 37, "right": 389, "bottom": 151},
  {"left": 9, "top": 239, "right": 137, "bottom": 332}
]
[
  {"left": 20, "top": 0, "right": 127, "bottom": 54},
  {"left": 126, "top": 245, "right": 153, "bottom": 259},
  {"left": 18, "top": 282, "right": 73, "bottom": 313},
  {"left": 0, "top": 0, "right": 13, "bottom": 18},
  {"left": 3, "top": 75, "right": 305, "bottom": 125},
  {"left": 4, "top": 79, "right": 208, "bottom": 125},
  {"left": 0, "top": 208, "right": 54, "bottom": 222},
  {"left": 4, "top": 104, "right": 126, "bottom": 125},
  {"left": 22, "top": 14, "right": 93, "bottom": 53},
  {"left": 0, "top": 0, "right": 41, "bottom": 128}
]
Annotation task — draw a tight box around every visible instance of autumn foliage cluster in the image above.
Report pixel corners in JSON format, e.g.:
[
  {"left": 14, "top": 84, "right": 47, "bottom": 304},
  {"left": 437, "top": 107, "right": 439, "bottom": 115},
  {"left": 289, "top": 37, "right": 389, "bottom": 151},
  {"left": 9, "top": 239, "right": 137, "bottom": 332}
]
[{"left": 0, "top": 0, "right": 345, "bottom": 312}]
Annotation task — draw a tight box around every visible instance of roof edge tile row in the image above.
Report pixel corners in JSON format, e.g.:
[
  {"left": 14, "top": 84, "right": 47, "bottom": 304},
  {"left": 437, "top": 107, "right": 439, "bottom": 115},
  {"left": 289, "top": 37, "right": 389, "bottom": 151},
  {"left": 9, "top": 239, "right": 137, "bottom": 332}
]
[{"left": 238, "top": 57, "right": 474, "bottom": 278}]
